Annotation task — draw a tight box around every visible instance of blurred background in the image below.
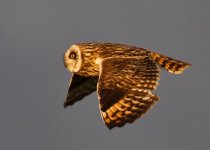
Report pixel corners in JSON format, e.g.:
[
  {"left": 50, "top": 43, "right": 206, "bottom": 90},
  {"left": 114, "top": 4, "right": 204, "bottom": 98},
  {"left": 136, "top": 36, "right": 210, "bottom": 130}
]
[{"left": 0, "top": 0, "right": 210, "bottom": 150}]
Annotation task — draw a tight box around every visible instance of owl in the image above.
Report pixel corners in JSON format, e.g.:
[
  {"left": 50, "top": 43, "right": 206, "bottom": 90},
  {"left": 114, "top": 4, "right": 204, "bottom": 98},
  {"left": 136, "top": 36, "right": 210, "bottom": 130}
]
[{"left": 63, "top": 42, "right": 191, "bottom": 129}]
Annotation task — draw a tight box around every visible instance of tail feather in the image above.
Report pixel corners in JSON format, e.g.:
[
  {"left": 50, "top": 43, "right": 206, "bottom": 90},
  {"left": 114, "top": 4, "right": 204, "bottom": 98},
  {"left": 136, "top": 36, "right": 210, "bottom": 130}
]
[{"left": 151, "top": 52, "right": 191, "bottom": 74}]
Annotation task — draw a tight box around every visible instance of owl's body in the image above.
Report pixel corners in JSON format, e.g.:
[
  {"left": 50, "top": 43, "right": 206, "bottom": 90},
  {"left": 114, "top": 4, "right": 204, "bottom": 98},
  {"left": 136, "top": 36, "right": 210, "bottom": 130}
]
[
  {"left": 64, "top": 43, "right": 150, "bottom": 76},
  {"left": 63, "top": 42, "right": 191, "bottom": 129}
]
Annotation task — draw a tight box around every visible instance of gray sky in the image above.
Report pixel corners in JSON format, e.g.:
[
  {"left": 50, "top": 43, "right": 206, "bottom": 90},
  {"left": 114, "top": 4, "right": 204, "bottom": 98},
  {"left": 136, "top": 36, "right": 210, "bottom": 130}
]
[{"left": 0, "top": 0, "right": 210, "bottom": 150}]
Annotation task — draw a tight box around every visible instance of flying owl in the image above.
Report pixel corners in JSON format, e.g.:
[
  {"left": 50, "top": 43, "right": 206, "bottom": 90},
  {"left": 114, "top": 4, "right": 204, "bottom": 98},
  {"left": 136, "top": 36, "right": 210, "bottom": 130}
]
[{"left": 63, "top": 42, "right": 191, "bottom": 129}]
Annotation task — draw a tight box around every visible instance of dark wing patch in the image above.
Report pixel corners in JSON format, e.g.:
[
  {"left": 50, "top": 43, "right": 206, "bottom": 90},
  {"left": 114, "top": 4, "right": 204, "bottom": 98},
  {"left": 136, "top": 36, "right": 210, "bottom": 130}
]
[
  {"left": 97, "top": 57, "right": 160, "bottom": 129},
  {"left": 98, "top": 88, "right": 125, "bottom": 112},
  {"left": 64, "top": 73, "right": 98, "bottom": 108}
]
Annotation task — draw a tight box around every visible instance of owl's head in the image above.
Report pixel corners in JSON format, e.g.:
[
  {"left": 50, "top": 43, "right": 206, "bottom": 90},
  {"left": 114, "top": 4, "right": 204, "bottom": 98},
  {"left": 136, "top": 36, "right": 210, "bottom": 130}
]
[{"left": 64, "top": 45, "right": 82, "bottom": 73}]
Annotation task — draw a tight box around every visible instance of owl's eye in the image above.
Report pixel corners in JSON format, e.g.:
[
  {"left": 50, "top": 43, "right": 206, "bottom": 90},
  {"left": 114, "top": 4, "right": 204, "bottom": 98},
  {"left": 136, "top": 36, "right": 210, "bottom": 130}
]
[{"left": 69, "top": 52, "right": 77, "bottom": 59}]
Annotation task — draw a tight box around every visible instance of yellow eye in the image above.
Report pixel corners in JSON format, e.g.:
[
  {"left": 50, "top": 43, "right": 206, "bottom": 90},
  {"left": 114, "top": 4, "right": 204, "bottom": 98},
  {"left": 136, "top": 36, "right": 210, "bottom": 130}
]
[{"left": 69, "top": 52, "right": 76, "bottom": 59}]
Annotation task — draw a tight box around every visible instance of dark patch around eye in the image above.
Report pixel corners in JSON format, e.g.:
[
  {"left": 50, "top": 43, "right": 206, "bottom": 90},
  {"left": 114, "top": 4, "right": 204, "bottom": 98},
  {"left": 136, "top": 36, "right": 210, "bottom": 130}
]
[{"left": 69, "top": 52, "right": 77, "bottom": 59}]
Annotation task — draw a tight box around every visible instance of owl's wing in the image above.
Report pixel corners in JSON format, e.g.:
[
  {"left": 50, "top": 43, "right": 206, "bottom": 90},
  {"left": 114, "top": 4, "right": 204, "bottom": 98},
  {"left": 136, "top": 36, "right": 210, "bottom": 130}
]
[
  {"left": 97, "top": 57, "right": 160, "bottom": 129},
  {"left": 151, "top": 52, "right": 191, "bottom": 74},
  {"left": 64, "top": 73, "right": 98, "bottom": 108}
]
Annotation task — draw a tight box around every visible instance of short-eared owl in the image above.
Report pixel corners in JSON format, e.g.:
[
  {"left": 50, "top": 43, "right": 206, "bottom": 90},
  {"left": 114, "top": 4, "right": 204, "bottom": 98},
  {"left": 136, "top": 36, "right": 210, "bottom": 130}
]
[{"left": 63, "top": 42, "right": 191, "bottom": 129}]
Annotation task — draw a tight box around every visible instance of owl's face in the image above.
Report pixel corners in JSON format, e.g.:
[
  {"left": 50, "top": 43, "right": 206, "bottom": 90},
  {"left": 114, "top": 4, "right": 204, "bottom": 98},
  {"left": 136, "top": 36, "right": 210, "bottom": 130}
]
[
  {"left": 64, "top": 45, "right": 82, "bottom": 73},
  {"left": 64, "top": 43, "right": 102, "bottom": 77}
]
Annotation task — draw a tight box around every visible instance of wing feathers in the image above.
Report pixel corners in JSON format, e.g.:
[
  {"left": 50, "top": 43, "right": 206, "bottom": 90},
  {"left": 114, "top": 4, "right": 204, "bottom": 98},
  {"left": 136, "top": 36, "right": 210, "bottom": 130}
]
[
  {"left": 101, "top": 92, "right": 159, "bottom": 129},
  {"left": 151, "top": 52, "right": 191, "bottom": 74},
  {"left": 64, "top": 74, "right": 98, "bottom": 108},
  {"left": 98, "top": 57, "right": 160, "bottom": 129}
]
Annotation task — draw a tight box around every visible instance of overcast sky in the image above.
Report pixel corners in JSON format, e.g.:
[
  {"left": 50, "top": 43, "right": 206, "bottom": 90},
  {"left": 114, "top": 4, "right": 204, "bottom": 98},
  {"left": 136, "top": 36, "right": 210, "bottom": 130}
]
[{"left": 0, "top": 0, "right": 210, "bottom": 150}]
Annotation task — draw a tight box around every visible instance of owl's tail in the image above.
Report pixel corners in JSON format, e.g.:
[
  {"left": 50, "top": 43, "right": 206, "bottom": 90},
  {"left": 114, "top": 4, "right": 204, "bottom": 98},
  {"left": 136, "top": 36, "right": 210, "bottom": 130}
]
[{"left": 151, "top": 52, "right": 191, "bottom": 74}]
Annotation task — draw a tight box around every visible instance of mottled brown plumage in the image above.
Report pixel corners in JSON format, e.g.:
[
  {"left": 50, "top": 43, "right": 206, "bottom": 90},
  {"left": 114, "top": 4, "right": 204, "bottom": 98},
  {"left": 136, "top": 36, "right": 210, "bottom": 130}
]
[{"left": 63, "top": 42, "right": 191, "bottom": 129}]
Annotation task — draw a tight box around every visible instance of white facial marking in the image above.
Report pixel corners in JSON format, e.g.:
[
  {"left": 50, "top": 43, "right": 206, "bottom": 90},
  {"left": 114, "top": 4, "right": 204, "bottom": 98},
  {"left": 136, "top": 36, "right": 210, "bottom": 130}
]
[{"left": 64, "top": 45, "right": 82, "bottom": 73}]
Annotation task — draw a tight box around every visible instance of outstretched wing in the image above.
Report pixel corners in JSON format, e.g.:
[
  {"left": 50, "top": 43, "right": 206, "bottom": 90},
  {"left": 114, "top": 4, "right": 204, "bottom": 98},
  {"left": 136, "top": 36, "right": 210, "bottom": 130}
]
[
  {"left": 97, "top": 57, "right": 160, "bottom": 129},
  {"left": 151, "top": 52, "right": 191, "bottom": 74},
  {"left": 64, "top": 73, "right": 98, "bottom": 108}
]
